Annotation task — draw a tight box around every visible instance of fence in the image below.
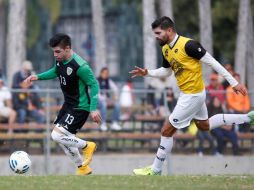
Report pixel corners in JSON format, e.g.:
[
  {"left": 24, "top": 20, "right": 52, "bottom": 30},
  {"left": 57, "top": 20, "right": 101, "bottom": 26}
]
[{"left": 0, "top": 88, "right": 254, "bottom": 174}]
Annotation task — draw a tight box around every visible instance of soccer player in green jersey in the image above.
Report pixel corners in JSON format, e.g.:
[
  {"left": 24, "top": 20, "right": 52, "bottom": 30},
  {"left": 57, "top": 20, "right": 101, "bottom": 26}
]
[{"left": 24, "top": 33, "right": 101, "bottom": 175}]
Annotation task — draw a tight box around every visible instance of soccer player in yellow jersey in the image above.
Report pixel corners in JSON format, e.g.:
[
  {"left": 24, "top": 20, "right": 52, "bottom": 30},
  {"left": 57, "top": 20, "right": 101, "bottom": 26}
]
[{"left": 130, "top": 16, "right": 254, "bottom": 175}]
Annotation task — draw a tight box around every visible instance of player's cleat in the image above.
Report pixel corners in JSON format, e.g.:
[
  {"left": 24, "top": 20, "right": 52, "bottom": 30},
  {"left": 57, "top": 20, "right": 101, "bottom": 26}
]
[
  {"left": 248, "top": 111, "right": 254, "bottom": 125},
  {"left": 76, "top": 165, "right": 92, "bottom": 176},
  {"left": 133, "top": 165, "right": 161, "bottom": 176},
  {"left": 82, "top": 141, "right": 97, "bottom": 167}
]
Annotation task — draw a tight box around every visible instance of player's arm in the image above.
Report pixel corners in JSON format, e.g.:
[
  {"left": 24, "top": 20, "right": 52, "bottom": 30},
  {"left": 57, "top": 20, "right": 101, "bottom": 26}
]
[
  {"left": 77, "top": 64, "right": 101, "bottom": 123},
  {"left": 23, "top": 65, "right": 57, "bottom": 87},
  {"left": 185, "top": 40, "right": 247, "bottom": 95},
  {"left": 36, "top": 65, "right": 58, "bottom": 80},
  {"left": 77, "top": 64, "right": 99, "bottom": 112},
  {"left": 129, "top": 56, "right": 172, "bottom": 78}
]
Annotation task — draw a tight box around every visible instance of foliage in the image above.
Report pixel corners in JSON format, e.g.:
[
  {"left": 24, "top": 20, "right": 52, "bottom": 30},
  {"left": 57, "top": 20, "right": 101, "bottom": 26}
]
[
  {"left": 26, "top": 0, "right": 61, "bottom": 49},
  {"left": 212, "top": 0, "right": 239, "bottom": 63},
  {"left": 39, "top": 0, "right": 61, "bottom": 25},
  {"left": 27, "top": 3, "right": 40, "bottom": 49}
]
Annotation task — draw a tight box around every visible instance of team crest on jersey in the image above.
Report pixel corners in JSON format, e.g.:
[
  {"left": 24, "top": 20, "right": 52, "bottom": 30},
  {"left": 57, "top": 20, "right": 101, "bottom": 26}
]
[{"left": 67, "top": 67, "right": 73, "bottom": 75}]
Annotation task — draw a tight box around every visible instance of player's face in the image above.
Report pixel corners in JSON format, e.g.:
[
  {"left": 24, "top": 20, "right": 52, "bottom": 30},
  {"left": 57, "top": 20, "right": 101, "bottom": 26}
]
[
  {"left": 153, "top": 27, "right": 170, "bottom": 46},
  {"left": 52, "top": 46, "right": 70, "bottom": 61}
]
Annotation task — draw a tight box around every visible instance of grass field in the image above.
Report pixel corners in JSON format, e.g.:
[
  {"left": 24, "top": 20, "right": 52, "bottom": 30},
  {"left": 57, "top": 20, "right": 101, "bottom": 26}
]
[{"left": 0, "top": 175, "right": 254, "bottom": 190}]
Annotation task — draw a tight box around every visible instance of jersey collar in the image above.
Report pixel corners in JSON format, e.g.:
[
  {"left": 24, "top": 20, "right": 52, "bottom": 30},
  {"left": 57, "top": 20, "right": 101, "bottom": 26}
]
[{"left": 169, "top": 34, "right": 179, "bottom": 49}]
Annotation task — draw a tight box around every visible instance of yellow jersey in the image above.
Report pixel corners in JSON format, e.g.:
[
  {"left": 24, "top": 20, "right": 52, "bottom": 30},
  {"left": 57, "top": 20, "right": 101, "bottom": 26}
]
[{"left": 162, "top": 36, "right": 206, "bottom": 94}]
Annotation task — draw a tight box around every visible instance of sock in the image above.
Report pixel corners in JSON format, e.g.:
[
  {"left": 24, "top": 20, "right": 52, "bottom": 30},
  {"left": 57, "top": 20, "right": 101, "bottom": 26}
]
[
  {"left": 209, "top": 114, "right": 251, "bottom": 130},
  {"left": 152, "top": 136, "right": 173, "bottom": 173},
  {"left": 51, "top": 130, "right": 87, "bottom": 149},
  {"left": 59, "top": 144, "right": 83, "bottom": 167}
]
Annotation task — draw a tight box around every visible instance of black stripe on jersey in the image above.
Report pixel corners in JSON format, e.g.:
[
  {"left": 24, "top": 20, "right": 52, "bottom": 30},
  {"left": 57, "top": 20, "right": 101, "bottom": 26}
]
[
  {"left": 162, "top": 55, "right": 170, "bottom": 68},
  {"left": 85, "top": 85, "right": 90, "bottom": 104},
  {"left": 185, "top": 40, "right": 206, "bottom": 60}
]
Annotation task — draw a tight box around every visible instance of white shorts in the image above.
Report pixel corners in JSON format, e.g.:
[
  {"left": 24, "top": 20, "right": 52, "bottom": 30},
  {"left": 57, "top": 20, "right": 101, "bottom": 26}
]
[
  {"left": 169, "top": 89, "right": 208, "bottom": 129},
  {"left": 0, "top": 107, "right": 12, "bottom": 118}
]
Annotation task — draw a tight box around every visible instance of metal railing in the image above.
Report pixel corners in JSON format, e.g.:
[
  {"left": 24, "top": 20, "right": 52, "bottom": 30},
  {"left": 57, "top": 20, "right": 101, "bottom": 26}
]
[{"left": 0, "top": 88, "right": 254, "bottom": 174}]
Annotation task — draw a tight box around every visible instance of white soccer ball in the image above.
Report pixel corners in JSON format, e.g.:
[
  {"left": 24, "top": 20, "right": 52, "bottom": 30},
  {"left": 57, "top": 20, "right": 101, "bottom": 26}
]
[{"left": 9, "top": 151, "right": 32, "bottom": 174}]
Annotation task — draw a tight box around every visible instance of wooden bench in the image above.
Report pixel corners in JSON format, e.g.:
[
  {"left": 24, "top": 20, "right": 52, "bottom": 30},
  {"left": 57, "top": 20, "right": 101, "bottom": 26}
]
[
  {"left": 1, "top": 122, "right": 254, "bottom": 154},
  {"left": 236, "top": 132, "right": 254, "bottom": 153},
  {"left": 132, "top": 115, "right": 165, "bottom": 132}
]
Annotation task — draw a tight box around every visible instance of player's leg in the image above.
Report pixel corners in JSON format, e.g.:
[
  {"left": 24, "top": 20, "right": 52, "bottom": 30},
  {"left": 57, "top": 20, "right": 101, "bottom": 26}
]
[
  {"left": 51, "top": 125, "right": 87, "bottom": 149},
  {"left": 192, "top": 100, "right": 254, "bottom": 131},
  {"left": 58, "top": 143, "right": 82, "bottom": 167},
  {"left": 52, "top": 126, "right": 96, "bottom": 167},
  {"left": 194, "top": 109, "right": 253, "bottom": 131},
  {"left": 133, "top": 120, "right": 176, "bottom": 175},
  {"left": 51, "top": 107, "right": 96, "bottom": 173},
  {"left": 58, "top": 144, "right": 92, "bottom": 175},
  {"left": 151, "top": 120, "right": 176, "bottom": 173},
  {"left": 133, "top": 91, "right": 205, "bottom": 175}
]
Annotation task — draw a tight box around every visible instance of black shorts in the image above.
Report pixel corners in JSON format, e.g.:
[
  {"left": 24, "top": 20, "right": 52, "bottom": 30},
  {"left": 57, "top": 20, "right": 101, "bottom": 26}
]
[{"left": 54, "top": 104, "right": 90, "bottom": 134}]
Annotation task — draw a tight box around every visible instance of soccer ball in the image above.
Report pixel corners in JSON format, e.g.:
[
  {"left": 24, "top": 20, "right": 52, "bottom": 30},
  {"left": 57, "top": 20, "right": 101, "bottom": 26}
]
[{"left": 9, "top": 151, "right": 32, "bottom": 174}]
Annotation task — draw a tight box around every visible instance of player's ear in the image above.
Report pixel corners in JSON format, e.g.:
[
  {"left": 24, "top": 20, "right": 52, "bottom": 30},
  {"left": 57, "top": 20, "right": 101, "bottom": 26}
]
[
  {"left": 65, "top": 46, "right": 71, "bottom": 52},
  {"left": 167, "top": 27, "right": 172, "bottom": 33}
]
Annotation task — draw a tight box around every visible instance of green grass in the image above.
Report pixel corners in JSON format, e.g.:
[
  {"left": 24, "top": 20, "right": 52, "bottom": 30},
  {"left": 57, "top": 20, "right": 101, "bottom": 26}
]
[{"left": 0, "top": 175, "right": 254, "bottom": 190}]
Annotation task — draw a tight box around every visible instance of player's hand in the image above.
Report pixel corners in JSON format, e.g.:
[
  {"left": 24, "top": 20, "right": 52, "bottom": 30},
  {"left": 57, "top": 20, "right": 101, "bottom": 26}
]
[
  {"left": 23, "top": 75, "right": 38, "bottom": 87},
  {"left": 129, "top": 66, "right": 148, "bottom": 78},
  {"left": 90, "top": 110, "right": 102, "bottom": 124},
  {"left": 232, "top": 83, "right": 247, "bottom": 96}
]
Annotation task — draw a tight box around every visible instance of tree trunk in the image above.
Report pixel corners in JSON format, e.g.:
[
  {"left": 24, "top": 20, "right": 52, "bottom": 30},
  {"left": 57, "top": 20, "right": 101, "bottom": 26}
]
[
  {"left": 6, "top": 0, "right": 26, "bottom": 87},
  {"left": 91, "top": 0, "right": 107, "bottom": 76},
  {"left": 159, "top": 0, "right": 173, "bottom": 20},
  {"left": 0, "top": 0, "right": 6, "bottom": 77},
  {"left": 234, "top": 0, "right": 249, "bottom": 84},
  {"left": 246, "top": 3, "right": 254, "bottom": 106},
  {"left": 198, "top": 0, "right": 213, "bottom": 84},
  {"left": 143, "top": 0, "right": 157, "bottom": 86}
]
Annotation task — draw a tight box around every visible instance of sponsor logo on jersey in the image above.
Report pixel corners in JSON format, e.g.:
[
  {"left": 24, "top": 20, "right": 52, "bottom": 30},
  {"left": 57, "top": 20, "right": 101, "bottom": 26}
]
[
  {"left": 174, "top": 49, "right": 178, "bottom": 53},
  {"left": 67, "top": 67, "right": 73, "bottom": 75}
]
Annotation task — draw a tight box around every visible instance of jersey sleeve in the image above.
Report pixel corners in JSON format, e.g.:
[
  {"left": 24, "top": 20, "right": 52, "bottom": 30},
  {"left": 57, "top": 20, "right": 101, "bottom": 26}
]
[
  {"left": 162, "top": 55, "right": 170, "bottom": 68},
  {"left": 77, "top": 64, "right": 99, "bottom": 111},
  {"left": 37, "top": 65, "right": 58, "bottom": 80},
  {"left": 185, "top": 40, "right": 206, "bottom": 60}
]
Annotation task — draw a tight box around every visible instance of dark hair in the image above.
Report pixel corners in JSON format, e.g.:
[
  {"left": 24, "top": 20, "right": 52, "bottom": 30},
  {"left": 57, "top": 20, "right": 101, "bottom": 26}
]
[
  {"left": 100, "top": 67, "right": 109, "bottom": 73},
  {"left": 151, "top": 16, "right": 175, "bottom": 31},
  {"left": 49, "top": 33, "right": 71, "bottom": 48}
]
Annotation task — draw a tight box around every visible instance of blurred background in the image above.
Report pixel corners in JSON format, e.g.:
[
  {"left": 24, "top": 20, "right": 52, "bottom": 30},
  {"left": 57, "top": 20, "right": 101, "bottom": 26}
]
[{"left": 0, "top": 0, "right": 254, "bottom": 175}]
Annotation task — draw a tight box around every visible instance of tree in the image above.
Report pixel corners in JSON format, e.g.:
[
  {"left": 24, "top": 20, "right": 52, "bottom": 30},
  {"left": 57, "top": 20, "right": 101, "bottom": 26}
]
[
  {"left": 143, "top": 0, "right": 157, "bottom": 85},
  {"left": 234, "top": 0, "right": 249, "bottom": 83},
  {"left": 159, "top": 0, "right": 173, "bottom": 19},
  {"left": 0, "top": 0, "right": 6, "bottom": 76},
  {"left": 199, "top": 0, "right": 213, "bottom": 84},
  {"left": 91, "top": 0, "right": 107, "bottom": 76},
  {"left": 6, "top": 0, "right": 26, "bottom": 86}
]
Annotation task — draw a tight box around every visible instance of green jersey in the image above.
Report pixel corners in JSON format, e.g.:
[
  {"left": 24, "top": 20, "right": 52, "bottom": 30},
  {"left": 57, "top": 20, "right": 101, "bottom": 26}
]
[{"left": 37, "top": 53, "right": 99, "bottom": 112}]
